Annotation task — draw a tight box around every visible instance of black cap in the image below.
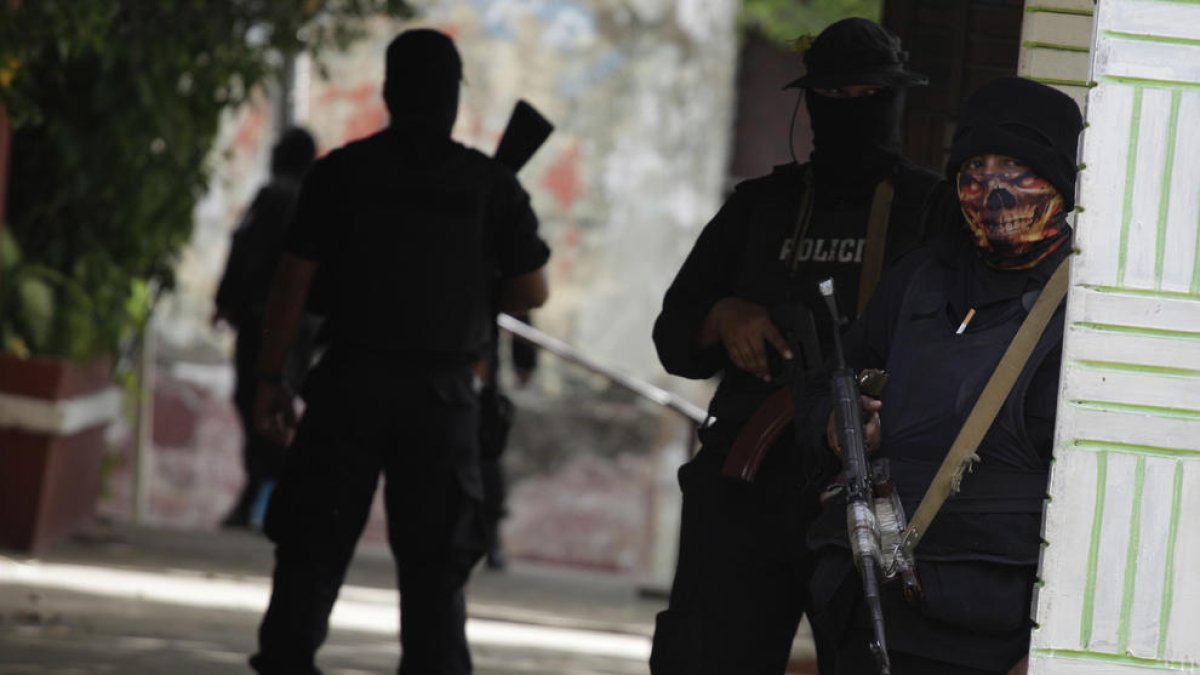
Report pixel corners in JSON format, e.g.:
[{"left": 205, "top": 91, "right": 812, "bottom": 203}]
[
  {"left": 946, "top": 77, "right": 1084, "bottom": 210},
  {"left": 784, "top": 18, "right": 927, "bottom": 90}
]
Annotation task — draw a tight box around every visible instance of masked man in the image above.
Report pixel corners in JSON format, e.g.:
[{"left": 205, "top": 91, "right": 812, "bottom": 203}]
[
  {"left": 248, "top": 29, "right": 550, "bottom": 675},
  {"left": 801, "top": 77, "right": 1083, "bottom": 674},
  {"left": 649, "top": 18, "right": 940, "bottom": 674}
]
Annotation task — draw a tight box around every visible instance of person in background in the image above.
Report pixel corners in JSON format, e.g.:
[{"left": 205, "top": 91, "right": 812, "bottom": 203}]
[
  {"left": 801, "top": 77, "right": 1082, "bottom": 675},
  {"left": 213, "top": 127, "right": 317, "bottom": 529},
  {"left": 649, "top": 17, "right": 940, "bottom": 675},
  {"left": 247, "top": 29, "right": 550, "bottom": 675}
]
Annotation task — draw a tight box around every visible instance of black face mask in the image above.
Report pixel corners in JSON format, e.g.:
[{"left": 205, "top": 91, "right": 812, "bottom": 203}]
[
  {"left": 805, "top": 87, "right": 904, "bottom": 184},
  {"left": 385, "top": 73, "right": 459, "bottom": 136}
]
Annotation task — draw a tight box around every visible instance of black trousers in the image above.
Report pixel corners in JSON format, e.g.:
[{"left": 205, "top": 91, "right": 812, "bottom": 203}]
[
  {"left": 808, "top": 549, "right": 1032, "bottom": 675},
  {"left": 250, "top": 354, "right": 486, "bottom": 675},
  {"left": 650, "top": 427, "right": 823, "bottom": 675}
]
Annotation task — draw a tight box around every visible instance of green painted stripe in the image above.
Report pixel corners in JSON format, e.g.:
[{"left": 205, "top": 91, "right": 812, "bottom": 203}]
[
  {"left": 1119, "top": 87, "right": 1144, "bottom": 286},
  {"left": 1030, "top": 75, "right": 1093, "bottom": 88},
  {"left": 1117, "top": 456, "right": 1147, "bottom": 653},
  {"left": 1073, "top": 440, "right": 1200, "bottom": 459},
  {"left": 1157, "top": 461, "right": 1184, "bottom": 659},
  {"left": 1102, "top": 74, "right": 1200, "bottom": 91},
  {"left": 1023, "top": 40, "right": 1091, "bottom": 53},
  {"left": 1026, "top": 5, "right": 1095, "bottom": 16},
  {"left": 1081, "top": 451, "right": 1108, "bottom": 649},
  {"left": 1105, "top": 30, "right": 1200, "bottom": 48},
  {"left": 1193, "top": 199, "right": 1200, "bottom": 295},
  {"left": 1071, "top": 400, "right": 1200, "bottom": 421},
  {"left": 1031, "top": 647, "right": 1200, "bottom": 670},
  {"left": 1156, "top": 92, "right": 1182, "bottom": 289},
  {"left": 1073, "top": 322, "right": 1200, "bottom": 341},
  {"left": 1081, "top": 283, "right": 1200, "bottom": 301},
  {"left": 1075, "top": 360, "right": 1200, "bottom": 379}
]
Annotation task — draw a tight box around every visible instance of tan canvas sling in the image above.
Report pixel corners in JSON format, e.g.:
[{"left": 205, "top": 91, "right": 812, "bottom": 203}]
[{"left": 899, "top": 257, "right": 1071, "bottom": 558}]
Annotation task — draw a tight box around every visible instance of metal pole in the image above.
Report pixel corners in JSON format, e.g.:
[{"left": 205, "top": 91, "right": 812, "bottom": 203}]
[
  {"left": 497, "top": 313, "right": 708, "bottom": 425},
  {"left": 0, "top": 101, "right": 10, "bottom": 232},
  {"left": 0, "top": 102, "right": 10, "bottom": 308},
  {"left": 132, "top": 311, "right": 156, "bottom": 523}
]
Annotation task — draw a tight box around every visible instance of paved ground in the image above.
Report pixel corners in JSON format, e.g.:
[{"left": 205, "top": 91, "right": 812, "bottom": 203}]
[{"left": 0, "top": 523, "right": 663, "bottom": 674}]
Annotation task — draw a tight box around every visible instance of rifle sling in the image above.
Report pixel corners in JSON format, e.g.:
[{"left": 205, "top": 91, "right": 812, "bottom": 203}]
[
  {"left": 858, "top": 179, "right": 894, "bottom": 315},
  {"left": 900, "top": 258, "right": 1071, "bottom": 556}
]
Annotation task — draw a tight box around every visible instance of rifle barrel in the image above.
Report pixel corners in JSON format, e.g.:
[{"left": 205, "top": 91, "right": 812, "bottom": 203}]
[{"left": 819, "top": 277, "right": 890, "bottom": 675}]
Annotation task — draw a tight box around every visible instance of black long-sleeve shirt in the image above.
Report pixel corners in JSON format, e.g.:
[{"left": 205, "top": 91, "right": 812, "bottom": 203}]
[{"left": 653, "top": 161, "right": 940, "bottom": 428}]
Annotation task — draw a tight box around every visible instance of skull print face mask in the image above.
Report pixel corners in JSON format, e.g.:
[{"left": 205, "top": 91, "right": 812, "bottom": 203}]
[{"left": 957, "top": 154, "right": 1070, "bottom": 270}]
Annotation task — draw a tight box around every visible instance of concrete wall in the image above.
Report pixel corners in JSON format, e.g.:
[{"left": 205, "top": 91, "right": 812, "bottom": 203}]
[{"left": 1029, "top": 1, "right": 1200, "bottom": 672}]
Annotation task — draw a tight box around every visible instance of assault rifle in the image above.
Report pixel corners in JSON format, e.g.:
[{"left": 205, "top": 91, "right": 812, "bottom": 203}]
[{"left": 818, "top": 277, "right": 890, "bottom": 675}]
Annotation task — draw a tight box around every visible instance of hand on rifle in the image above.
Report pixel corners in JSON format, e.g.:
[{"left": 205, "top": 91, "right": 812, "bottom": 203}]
[
  {"left": 826, "top": 395, "right": 882, "bottom": 455},
  {"left": 706, "top": 297, "right": 793, "bottom": 381}
]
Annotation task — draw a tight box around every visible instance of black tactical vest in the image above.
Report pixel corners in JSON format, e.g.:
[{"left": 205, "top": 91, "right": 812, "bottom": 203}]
[
  {"left": 708, "top": 162, "right": 938, "bottom": 424},
  {"left": 811, "top": 253, "right": 1065, "bottom": 565},
  {"left": 322, "top": 140, "right": 497, "bottom": 359}
]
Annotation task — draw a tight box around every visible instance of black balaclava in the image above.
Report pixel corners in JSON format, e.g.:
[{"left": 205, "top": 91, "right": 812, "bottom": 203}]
[
  {"left": 270, "top": 127, "right": 316, "bottom": 178},
  {"left": 806, "top": 87, "right": 905, "bottom": 184},
  {"left": 383, "top": 29, "right": 462, "bottom": 135},
  {"left": 783, "top": 18, "right": 926, "bottom": 185}
]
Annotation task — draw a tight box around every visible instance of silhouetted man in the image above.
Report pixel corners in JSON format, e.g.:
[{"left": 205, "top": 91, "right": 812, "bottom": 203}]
[
  {"left": 248, "top": 29, "right": 550, "bottom": 675},
  {"left": 214, "top": 127, "right": 317, "bottom": 529}
]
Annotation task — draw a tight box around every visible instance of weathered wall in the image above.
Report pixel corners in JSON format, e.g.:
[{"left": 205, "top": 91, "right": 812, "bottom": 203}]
[{"left": 1029, "top": 1, "right": 1200, "bottom": 672}]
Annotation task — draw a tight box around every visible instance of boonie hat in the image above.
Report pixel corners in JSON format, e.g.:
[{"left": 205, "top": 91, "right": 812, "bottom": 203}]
[{"left": 784, "top": 18, "right": 927, "bottom": 90}]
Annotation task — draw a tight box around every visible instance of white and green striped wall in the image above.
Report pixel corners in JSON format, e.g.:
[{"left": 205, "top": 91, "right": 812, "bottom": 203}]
[{"left": 1024, "top": 0, "right": 1200, "bottom": 673}]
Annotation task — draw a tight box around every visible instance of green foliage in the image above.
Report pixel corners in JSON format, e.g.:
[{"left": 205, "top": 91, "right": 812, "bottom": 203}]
[
  {"left": 740, "top": 0, "right": 883, "bottom": 47},
  {"left": 0, "top": 0, "right": 412, "bottom": 360}
]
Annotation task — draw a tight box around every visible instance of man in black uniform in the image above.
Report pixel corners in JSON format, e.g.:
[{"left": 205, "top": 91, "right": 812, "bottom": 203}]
[
  {"left": 247, "top": 29, "right": 550, "bottom": 675},
  {"left": 649, "top": 18, "right": 940, "bottom": 675},
  {"left": 802, "top": 77, "right": 1083, "bottom": 675},
  {"left": 213, "top": 127, "right": 317, "bottom": 529}
]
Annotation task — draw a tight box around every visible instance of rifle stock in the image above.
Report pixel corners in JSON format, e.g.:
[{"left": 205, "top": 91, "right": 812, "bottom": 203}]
[{"left": 494, "top": 100, "right": 554, "bottom": 173}]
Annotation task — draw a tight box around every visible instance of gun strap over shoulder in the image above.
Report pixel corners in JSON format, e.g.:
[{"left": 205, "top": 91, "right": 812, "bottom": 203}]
[
  {"left": 900, "top": 257, "right": 1071, "bottom": 557},
  {"left": 857, "top": 179, "right": 894, "bottom": 315}
]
